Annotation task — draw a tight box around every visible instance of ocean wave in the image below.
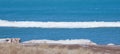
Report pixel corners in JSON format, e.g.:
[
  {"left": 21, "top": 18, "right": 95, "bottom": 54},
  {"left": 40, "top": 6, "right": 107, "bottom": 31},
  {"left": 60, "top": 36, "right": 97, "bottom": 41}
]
[
  {"left": 22, "top": 39, "right": 97, "bottom": 45},
  {"left": 0, "top": 19, "right": 120, "bottom": 28}
]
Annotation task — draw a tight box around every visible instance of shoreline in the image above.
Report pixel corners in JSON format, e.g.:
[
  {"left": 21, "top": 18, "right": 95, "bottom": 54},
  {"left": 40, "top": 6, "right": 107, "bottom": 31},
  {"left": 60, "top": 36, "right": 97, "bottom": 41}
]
[
  {"left": 0, "top": 38, "right": 120, "bottom": 54},
  {"left": 0, "top": 38, "right": 120, "bottom": 45}
]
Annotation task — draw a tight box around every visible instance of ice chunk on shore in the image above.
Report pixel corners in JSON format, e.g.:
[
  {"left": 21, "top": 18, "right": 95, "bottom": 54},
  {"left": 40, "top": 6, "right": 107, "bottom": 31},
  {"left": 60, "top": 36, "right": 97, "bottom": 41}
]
[{"left": 23, "top": 39, "right": 97, "bottom": 45}]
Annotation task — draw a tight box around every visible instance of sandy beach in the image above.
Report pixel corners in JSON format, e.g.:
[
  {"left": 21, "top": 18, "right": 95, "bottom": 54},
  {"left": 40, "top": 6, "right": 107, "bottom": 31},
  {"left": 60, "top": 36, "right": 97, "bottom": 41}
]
[{"left": 0, "top": 43, "right": 120, "bottom": 54}]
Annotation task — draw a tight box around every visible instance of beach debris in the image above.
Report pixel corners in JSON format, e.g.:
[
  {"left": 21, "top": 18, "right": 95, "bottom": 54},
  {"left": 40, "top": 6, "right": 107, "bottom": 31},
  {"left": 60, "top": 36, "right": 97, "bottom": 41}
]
[{"left": 0, "top": 38, "right": 20, "bottom": 43}]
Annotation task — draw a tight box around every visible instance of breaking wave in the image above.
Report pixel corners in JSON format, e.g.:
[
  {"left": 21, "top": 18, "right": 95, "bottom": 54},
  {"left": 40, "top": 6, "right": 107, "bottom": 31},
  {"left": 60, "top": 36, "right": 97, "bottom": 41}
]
[
  {"left": 22, "top": 39, "right": 97, "bottom": 45},
  {"left": 0, "top": 19, "right": 120, "bottom": 28}
]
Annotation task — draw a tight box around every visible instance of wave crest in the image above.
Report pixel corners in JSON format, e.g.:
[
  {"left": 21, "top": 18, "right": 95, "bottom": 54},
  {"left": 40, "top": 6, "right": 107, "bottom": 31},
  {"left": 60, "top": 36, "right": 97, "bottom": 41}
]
[{"left": 0, "top": 19, "right": 120, "bottom": 28}]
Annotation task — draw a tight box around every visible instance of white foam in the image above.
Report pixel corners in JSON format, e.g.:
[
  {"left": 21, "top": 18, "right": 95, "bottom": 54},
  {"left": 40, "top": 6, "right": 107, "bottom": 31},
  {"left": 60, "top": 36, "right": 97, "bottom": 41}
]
[
  {"left": 22, "top": 39, "right": 97, "bottom": 45},
  {"left": 107, "top": 43, "right": 115, "bottom": 46},
  {"left": 0, "top": 20, "right": 120, "bottom": 28}
]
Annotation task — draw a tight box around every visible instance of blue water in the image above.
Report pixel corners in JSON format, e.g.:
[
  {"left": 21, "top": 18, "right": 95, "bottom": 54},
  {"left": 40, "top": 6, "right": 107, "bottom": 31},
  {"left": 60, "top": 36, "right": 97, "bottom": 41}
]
[
  {"left": 0, "top": 0, "right": 120, "bottom": 44},
  {"left": 0, "top": 27, "right": 120, "bottom": 44}
]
